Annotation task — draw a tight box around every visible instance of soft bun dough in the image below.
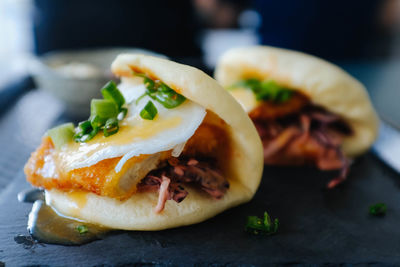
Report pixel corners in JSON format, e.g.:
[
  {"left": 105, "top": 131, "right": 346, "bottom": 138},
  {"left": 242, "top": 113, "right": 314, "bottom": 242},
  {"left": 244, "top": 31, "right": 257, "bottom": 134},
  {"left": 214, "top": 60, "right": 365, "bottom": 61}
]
[
  {"left": 214, "top": 46, "right": 379, "bottom": 157},
  {"left": 46, "top": 54, "right": 263, "bottom": 230},
  {"left": 46, "top": 180, "right": 247, "bottom": 230}
]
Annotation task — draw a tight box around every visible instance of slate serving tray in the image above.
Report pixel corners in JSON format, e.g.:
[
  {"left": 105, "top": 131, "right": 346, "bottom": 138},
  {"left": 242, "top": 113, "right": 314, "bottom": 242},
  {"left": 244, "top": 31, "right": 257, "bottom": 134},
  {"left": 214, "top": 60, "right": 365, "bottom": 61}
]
[
  {"left": 0, "top": 63, "right": 400, "bottom": 266},
  {"left": 1, "top": 153, "right": 400, "bottom": 266}
]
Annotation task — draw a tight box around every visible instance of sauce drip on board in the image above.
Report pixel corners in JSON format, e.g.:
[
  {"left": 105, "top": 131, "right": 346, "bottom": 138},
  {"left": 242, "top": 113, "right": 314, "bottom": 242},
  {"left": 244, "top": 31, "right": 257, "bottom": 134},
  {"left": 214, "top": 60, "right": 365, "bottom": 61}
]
[{"left": 18, "top": 188, "right": 109, "bottom": 246}]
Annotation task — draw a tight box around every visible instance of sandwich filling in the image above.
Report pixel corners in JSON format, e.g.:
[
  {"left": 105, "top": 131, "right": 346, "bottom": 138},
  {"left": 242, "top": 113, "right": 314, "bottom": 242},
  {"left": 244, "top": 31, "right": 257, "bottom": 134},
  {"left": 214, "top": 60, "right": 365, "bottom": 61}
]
[
  {"left": 232, "top": 79, "right": 353, "bottom": 188},
  {"left": 25, "top": 75, "right": 231, "bottom": 213},
  {"left": 137, "top": 157, "right": 229, "bottom": 213}
]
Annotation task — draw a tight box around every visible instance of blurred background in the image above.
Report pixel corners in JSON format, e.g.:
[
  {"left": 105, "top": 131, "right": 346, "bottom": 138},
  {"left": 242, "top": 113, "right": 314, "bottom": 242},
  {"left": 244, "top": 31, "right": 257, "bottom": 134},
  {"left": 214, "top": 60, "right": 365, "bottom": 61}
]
[
  {"left": 0, "top": 0, "right": 400, "bottom": 136},
  {"left": 1, "top": 0, "right": 400, "bottom": 76}
]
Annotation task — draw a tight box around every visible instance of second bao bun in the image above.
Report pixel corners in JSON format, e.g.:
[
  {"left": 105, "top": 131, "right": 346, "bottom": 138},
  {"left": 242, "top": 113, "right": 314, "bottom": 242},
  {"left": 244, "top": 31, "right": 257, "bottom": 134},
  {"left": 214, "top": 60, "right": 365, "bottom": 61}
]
[{"left": 215, "top": 46, "right": 379, "bottom": 157}]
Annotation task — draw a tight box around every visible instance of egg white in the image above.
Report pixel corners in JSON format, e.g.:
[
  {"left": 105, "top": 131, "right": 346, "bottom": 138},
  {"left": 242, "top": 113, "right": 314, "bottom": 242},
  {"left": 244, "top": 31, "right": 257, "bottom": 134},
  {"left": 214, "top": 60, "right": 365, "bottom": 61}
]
[{"left": 57, "top": 79, "right": 206, "bottom": 172}]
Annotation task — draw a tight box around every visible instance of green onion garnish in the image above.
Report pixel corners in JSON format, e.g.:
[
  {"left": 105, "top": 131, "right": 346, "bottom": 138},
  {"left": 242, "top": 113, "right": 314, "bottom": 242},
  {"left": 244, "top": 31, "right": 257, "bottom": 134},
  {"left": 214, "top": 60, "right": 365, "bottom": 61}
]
[
  {"left": 232, "top": 79, "right": 293, "bottom": 103},
  {"left": 77, "top": 120, "right": 92, "bottom": 133},
  {"left": 47, "top": 123, "right": 75, "bottom": 149},
  {"left": 90, "top": 99, "right": 119, "bottom": 120},
  {"left": 143, "top": 77, "right": 156, "bottom": 92},
  {"left": 245, "top": 211, "right": 279, "bottom": 235},
  {"left": 135, "top": 93, "right": 147, "bottom": 105},
  {"left": 48, "top": 81, "right": 128, "bottom": 145},
  {"left": 90, "top": 115, "right": 106, "bottom": 129},
  {"left": 134, "top": 72, "right": 186, "bottom": 109},
  {"left": 140, "top": 101, "right": 158, "bottom": 120},
  {"left": 76, "top": 225, "right": 89, "bottom": 235},
  {"left": 103, "top": 118, "right": 119, "bottom": 137},
  {"left": 101, "top": 81, "right": 125, "bottom": 109},
  {"left": 154, "top": 83, "right": 186, "bottom": 109},
  {"left": 74, "top": 127, "right": 99, "bottom": 143},
  {"left": 74, "top": 120, "right": 100, "bottom": 143},
  {"left": 117, "top": 107, "right": 128, "bottom": 121},
  {"left": 369, "top": 203, "right": 387, "bottom": 216}
]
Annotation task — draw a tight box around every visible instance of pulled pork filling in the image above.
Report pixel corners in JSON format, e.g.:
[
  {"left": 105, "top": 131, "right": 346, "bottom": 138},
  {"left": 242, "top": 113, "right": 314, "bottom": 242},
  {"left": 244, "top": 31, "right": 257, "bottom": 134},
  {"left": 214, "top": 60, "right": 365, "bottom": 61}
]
[
  {"left": 250, "top": 93, "right": 353, "bottom": 188},
  {"left": 137, "top": 157, "right": 229, "bottom": 213}
]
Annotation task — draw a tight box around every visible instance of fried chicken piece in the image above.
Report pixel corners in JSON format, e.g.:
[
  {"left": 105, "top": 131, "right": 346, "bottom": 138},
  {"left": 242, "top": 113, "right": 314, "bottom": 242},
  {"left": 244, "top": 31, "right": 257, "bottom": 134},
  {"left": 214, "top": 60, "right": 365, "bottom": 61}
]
[{"left": 24, "top": 137, "right": 168, "bottom": 200}]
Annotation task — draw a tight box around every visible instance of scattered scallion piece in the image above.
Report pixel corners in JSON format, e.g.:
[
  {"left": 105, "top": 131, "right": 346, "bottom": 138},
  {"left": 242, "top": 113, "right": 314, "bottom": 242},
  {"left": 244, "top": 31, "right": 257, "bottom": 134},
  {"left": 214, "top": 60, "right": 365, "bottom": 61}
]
[
  {"left": 245, "top": 211, "right": 279, "bottom": 235},
  {"left": 76, "top": 225, "right": 88, "bottom": 235},
  {"left": 90, "top": 115, "right": 107, "bottom": 130},
  {"left": 90, "top": 99, "right": 119, "bottom": 120},
  {"left": 232, "top": 78, "right": 293, "bottom": 103},
  {"left": 143, "top": 77, "right": 156, "bottom": 92},
  {"left": 369, "top": 203, "right": 387, "bottom": 216},
  {"left": 117, "top": 107, "right": 128, "bottom": 121},
  {"left": 77, "top": 120, "right": 92, "bottom": 133},
  {"left": 104, "top": 117, "right": 119, "bottom": 137},
  {"left": 47, "top": 123, "right": 75, "bottom": 149},
  {"left": 101, "top": 81, "right": 125, "bottom": 109},
  {"left": 134, "top": 72, "right": 186, "bottom": 109},
  {"left": 154, "top": 83, "right": 186, "bottom": 109},
  {"left": 49, "top": 81, "right": 127, "bottom": 144},
  {"left": 140, "top": 101, "right": 158, "bottom": 120},
  {"left": 74, "top": 127, "right": 99, "bottom": 143},
  {"left": 135, "top": 93, "right": 147, "bottom": 105}
]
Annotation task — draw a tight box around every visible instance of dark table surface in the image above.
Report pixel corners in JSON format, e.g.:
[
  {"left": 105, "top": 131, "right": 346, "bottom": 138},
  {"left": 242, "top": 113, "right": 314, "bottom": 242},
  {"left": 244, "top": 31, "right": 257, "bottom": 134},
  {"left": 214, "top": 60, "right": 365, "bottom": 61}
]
[{"left": 0, "top": 61, "right": 400, "bottom": 266}]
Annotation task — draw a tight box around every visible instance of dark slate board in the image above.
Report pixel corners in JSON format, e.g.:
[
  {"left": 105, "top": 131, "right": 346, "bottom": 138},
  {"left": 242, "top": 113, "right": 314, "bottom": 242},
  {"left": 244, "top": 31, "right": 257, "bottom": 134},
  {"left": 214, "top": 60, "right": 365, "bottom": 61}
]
[{"left": 1, "top": 154, "right": 400, "bottom": 266}]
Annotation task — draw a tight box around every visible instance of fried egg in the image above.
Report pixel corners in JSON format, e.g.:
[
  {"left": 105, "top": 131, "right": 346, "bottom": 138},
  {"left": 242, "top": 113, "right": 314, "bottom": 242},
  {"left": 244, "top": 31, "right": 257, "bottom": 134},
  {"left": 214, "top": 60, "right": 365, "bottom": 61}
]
[{"left": 56, "top": 77, "right": 206, "bottom": 172}]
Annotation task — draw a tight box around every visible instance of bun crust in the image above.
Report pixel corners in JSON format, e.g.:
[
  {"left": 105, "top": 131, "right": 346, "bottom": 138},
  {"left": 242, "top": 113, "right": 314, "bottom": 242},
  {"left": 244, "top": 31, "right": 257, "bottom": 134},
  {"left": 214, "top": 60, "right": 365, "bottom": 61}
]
[
  {"left": 46, "top": 54, "right": 264, "bottom": 230},
  {"left": 215, "top": 46, "right": 379, "bottom": 157}
]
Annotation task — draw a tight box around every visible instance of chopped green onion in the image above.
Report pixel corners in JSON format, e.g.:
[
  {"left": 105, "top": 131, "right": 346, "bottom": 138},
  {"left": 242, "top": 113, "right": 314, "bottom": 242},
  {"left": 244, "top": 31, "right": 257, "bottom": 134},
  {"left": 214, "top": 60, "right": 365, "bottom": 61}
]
[
  {"left": 47, "top": 123, "right": 75, "bottom": 149},
  {"left": 140, "top": 101, "right": 158, "bottom": 120},
  {"left": 74, "top": 127, "right": 99, "bottom": 143},
  {"left": 133, "top": 72, "right": 156, "bottom": 91},
  {"left": 276, "top": 90, "right": 293, "bottom": 103},
  {"left": 232, "top": 79, "right": 293, "bottom": 103},
  {"left": 74, "top": 119, "right": 102, "bottom": 143},
  {"left": 135, "top": 73, "right": 186, "bottom": 109},
  {"left": 76, "top": 225, "right": 88, "bottom": 235},
  {"left": 90, "top": 115, "right": 106, "bottom": 129},
  {"left": 143, "top": 77, "right": 156, "bottom": 92},
  {"left": 117, "top": 107, "right": 128, "bottom": 121},
  {"left": 101, "top": 81, "right": 125, "bottom": 109},
  {"left": 154, "top": 83, "right": 186, "bottom": 109},
  {"left": 103, "top": 118, "right": 119, "bottom": 137},
  {"left": 57, "top": 80, "right": 129, "bottom": 144},
  {"left": 135, "top": 93, "right": 147, "bottom": 105},
  {"left": 230, "top": 78, "right": 260, "bottom": 91},
  {"left": 245, "top": 211, "right": 279, "bottom": 235},
  {"left": 77, "top": 120, "right": 92, "bottom": 134},
  {"left": 90, "top": 99, "right": 119, "bottom": 119},
  {"left": 369, "top": 203, "right": 387, "bottom": 216},
  {"left": 133, "top": 72, "right": 147, "bottom": 79}
]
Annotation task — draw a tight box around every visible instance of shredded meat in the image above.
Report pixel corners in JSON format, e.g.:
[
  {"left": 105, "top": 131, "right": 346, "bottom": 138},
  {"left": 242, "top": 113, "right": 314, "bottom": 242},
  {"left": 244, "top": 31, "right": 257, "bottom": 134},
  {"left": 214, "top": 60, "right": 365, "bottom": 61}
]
[
  {"left": 137, "top": 158, "right": 229, "bottom": 213},
  {"left": 252, "top": 103, "right": 353, "bottom": 188},
  {"left": 154, "top": 176, "right": 171, "bottom": 213}
]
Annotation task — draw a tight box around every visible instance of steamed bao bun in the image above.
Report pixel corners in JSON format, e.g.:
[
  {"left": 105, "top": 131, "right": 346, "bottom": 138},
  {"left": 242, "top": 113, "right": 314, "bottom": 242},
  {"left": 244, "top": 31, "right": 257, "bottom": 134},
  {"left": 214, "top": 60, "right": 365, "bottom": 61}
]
[
  {"left": 214, "top": 45, "right": 379, "bottom": 157},
  {"left": 46, "top": 54, "right": 264, "bottom": 231}
]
